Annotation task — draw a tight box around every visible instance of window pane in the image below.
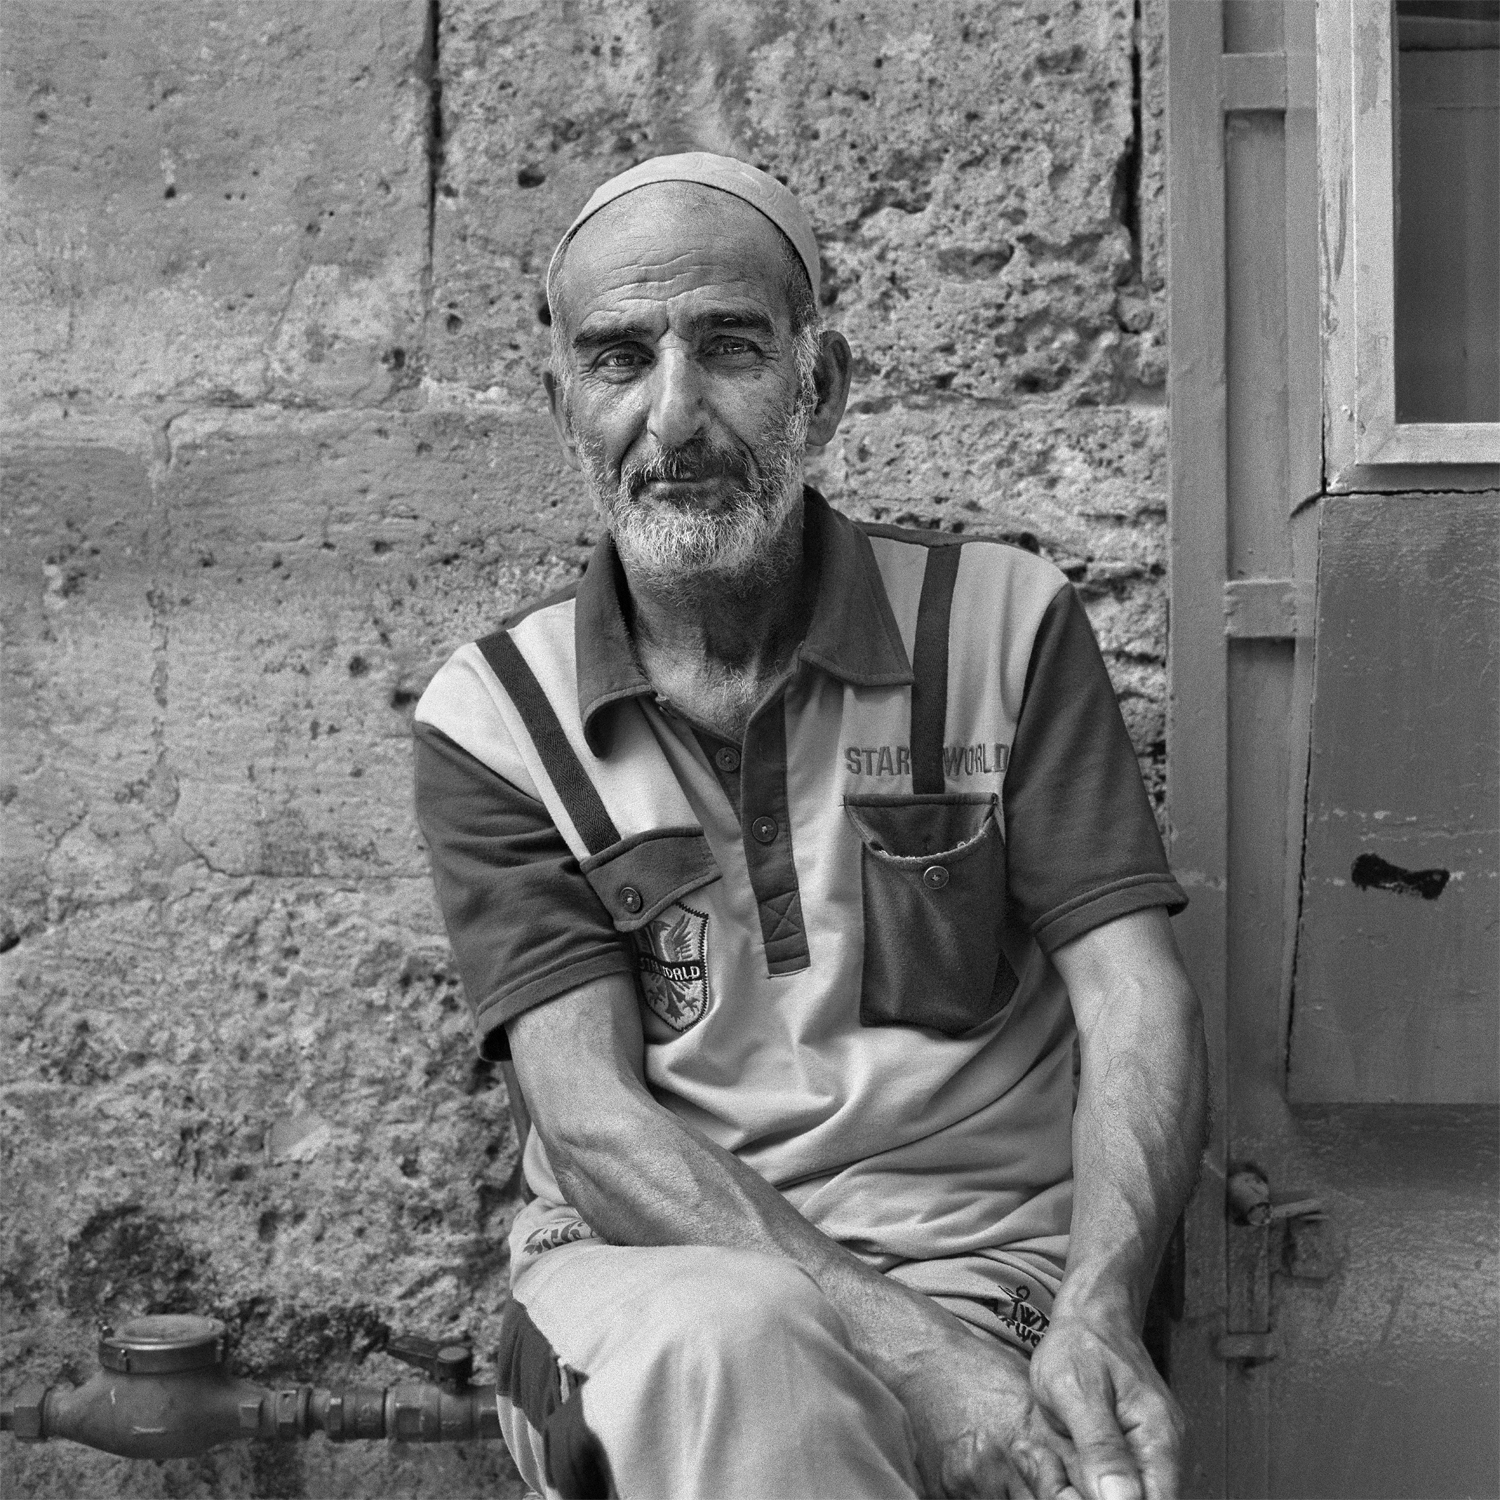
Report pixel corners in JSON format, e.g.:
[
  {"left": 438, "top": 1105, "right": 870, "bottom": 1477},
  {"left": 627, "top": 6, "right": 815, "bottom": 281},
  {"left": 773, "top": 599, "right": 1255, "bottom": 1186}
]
[{"left": 1393, "top": 1, "right": 1500, "bottom": 424}]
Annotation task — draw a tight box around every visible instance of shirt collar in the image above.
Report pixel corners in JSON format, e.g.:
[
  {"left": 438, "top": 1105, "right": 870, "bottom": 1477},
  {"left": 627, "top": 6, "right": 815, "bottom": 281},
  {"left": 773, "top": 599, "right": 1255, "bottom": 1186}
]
[
  {"left": 576, "top": 488, "right": 913, "bottom": 754},
  {"left": 797, "top": 489, "right": 913, "bottom": 688}
]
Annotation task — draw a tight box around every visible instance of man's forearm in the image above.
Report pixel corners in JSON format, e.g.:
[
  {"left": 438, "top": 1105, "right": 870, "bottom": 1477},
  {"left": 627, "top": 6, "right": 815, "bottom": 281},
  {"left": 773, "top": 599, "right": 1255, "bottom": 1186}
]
[
  {"left": 1050, "top": 909, "right": 1210, "bottom": 1328},
  {"left": 511, "top": 967, "right": 1164, "bottom": 1499},
  {"left": 1059, "top": 986, "right": 1207, "bottom": 1327},
  {"left": 1024, "top": 909, "right": 1208, "bottom": 1500},
  {"left": 508, "top": 975, "right": 963, "bottom": 1387}
]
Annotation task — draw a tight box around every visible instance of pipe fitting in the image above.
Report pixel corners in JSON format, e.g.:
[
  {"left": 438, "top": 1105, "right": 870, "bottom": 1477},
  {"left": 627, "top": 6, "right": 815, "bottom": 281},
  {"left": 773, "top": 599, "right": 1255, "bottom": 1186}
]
[
  {"left": 6, "top": 1383, "right": 47, "bottom": 1442},
  {"left": 0, "top": 1313, "right": 501, "bottom": 1461}
]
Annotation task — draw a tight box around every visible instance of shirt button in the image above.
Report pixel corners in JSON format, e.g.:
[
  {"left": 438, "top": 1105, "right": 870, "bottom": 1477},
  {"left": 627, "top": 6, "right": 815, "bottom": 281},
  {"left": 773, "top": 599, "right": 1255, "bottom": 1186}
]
[
  {"left": 751, "top": 816, "right": 779, "bottom": 845},
  {"left": 714, "top": 746, "right": 741, "bottom": 773},
  {"left": 922, "top": 865, "right": 950, "bottom": 890},
  {"left": 620, "top": 885, "right": 643, "bottom": 913}
]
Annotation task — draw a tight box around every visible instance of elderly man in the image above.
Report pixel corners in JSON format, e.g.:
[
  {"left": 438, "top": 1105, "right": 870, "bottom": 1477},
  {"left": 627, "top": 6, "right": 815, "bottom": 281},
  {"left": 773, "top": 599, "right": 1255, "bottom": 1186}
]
[{"left": 414, "top": 153, "right": 1208, "bottom": 1500}]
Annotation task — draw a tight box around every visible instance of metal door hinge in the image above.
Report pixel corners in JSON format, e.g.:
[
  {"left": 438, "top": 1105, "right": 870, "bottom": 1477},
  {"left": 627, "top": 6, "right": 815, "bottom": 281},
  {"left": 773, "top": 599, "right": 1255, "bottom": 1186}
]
[
  {"left": 1217, "top": 1169, "right": 1328, "bottom": 1363},
  {"left": 1223, "top": 578, "right": 1315, "bottom": 638},
  {"left": 1215, "top": 1330, "right": 1284, "bottom": 1361},
  {"left": 1220, "top": 51, "right": 1316, "bottom": 114}
]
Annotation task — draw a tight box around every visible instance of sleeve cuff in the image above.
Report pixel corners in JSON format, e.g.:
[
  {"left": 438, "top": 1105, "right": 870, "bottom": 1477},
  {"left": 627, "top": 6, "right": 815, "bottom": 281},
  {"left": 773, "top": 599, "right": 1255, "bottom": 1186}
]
[
  {"left": 1031, "top": 873, "right": 1188, "bottom": 954},
  {"left": 472, "top": 948, "right": 637, "bottom": 1060}
]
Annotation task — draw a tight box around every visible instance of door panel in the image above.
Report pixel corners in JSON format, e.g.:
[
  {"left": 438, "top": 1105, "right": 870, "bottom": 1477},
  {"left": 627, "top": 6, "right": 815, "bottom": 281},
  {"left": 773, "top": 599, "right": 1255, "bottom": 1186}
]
[
  {"left": 1267, "top": 1108, "right": 1500, "bottom": 1498},
  {"left": 1290, "top": 495, "right": 1500, "bottom": 1103}
]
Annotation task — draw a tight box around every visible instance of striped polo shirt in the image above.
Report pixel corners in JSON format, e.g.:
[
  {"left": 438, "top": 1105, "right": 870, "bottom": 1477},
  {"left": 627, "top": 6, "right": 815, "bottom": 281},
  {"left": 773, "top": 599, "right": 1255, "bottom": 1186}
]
[{"left": 414, "top": 490, "right": 1184, "bottom": 1299}]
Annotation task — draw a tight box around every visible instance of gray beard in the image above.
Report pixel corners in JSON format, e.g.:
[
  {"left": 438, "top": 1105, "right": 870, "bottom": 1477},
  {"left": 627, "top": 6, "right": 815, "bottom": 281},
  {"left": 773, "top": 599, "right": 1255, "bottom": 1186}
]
[{"left": 578, "top": 403, "right": 811, "bottom": 603}]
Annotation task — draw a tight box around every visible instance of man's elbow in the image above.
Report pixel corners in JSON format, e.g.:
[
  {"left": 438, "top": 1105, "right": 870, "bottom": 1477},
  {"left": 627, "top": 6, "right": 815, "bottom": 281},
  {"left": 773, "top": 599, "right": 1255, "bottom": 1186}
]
[
  {"left": 534, "top": 1094, "right": 673, "bottom": 1246},
  {"left": 525, "top": 1076, "right": 663, "bottom": 1193},
  {"left": 539, "top": 1096, "right": 651, "bottom": 1164}
]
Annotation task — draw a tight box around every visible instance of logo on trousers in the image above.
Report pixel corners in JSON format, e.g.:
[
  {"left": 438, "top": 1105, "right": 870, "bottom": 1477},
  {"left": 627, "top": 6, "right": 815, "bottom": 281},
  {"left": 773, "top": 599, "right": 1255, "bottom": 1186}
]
[
  {"left": 989, "top": 1283, "right": 1051, "bottom": 1349},
  {"left": 634, "top": 902, "right": 711, "bottom": 1031},
  {"left": 522, "top": 1218, "right": 596, "bottom": 1257}
]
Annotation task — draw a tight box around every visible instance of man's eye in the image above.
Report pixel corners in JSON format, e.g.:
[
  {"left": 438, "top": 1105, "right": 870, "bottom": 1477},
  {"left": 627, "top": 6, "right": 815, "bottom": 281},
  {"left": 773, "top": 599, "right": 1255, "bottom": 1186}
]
[
  {"left": 708, "top": 338, "right": 758, "bottom": 356},
  {"left": 594, "top": 348, "right": 649, "bottom": 371}
]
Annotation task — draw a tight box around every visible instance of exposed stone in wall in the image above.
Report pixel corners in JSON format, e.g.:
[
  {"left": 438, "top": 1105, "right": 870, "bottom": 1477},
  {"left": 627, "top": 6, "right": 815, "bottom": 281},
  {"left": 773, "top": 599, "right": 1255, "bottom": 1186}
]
[
  {"left": 435, "top": 0, "right": 1147, "bottom": 402},
  {"left": 1, "top": 411, "right": 562, "bottom": 1497},
  {"left": 1, "top": 2, "right": 1169, "bottom": 1494},
  {"left": 1, "top": 1, "right": 431, "bottom": 412}
]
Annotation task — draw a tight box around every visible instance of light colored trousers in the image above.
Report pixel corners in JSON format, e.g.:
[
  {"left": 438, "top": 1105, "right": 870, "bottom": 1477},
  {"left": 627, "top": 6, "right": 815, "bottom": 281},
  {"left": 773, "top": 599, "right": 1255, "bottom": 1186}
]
[{"left": 495, "top": 1240, "right": 925, "bottom": 1500}]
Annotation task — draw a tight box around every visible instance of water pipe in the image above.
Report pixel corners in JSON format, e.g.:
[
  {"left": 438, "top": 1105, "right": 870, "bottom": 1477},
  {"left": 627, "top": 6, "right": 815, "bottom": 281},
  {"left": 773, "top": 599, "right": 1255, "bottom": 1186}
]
[{"left": 0, "top": 1313, "right": 501, "bottom": 1461}]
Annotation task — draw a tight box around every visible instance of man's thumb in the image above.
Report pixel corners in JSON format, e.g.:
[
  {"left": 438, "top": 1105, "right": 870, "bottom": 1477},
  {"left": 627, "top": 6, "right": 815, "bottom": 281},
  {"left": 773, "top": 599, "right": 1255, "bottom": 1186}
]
[
  {"left": 1061, "top": 1409, "right": 1142, "bottom": 1500},
  {"left": 1087, "top": 1464, "right": 1143, "bottom": 1500}
]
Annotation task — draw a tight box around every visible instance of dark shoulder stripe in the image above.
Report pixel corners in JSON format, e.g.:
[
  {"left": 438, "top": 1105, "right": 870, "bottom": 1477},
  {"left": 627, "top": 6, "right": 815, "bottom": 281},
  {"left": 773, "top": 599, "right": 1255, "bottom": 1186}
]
[
  {"left": 910, "top": 543, "right": 963, "bottom": 794},
  {"left": 501, "top": 579, "right": 582, "bottom": 631},
  {"left": 475, "top": 628, "right": 621, "bottom": 856},
  {"left": 861, "top": 522, "right": 1053, "bottom": 563},
  {"left": 858, "top": 520, "right": 967, "bottom": 547}
]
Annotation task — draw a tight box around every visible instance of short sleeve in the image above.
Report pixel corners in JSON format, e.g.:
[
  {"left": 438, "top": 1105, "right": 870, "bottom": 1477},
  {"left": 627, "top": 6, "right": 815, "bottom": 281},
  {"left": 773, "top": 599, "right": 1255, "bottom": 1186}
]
[
  {"left": 413, "top": 721, "right": 634, "bottom": 1059},
  {"left": 1003, "top": 585, "right": 1187, "bottom": 951}
]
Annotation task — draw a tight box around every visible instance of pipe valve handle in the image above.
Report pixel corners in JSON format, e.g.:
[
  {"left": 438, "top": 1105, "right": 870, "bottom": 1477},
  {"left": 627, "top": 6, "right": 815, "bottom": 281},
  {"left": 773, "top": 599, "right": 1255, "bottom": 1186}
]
[{"left": 385, "top": 1333, "right": 473, "bottom": 1390}]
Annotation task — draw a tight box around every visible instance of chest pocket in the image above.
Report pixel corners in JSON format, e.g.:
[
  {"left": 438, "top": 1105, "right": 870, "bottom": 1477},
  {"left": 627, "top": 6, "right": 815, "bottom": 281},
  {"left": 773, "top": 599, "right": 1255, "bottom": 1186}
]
[
  {"left": 845, "top": 793, "right": 1020, "bottom": 1035},
  {"left": 844, "top": 538, "right": 1020, "bottom": 1036}
]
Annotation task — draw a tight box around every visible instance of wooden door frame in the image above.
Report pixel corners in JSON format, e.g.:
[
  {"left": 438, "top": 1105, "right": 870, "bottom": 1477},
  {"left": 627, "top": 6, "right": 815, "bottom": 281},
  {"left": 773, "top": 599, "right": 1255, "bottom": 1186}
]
[
  {"left": 1165, "top": 4, "right": 1231, "bottom": 1490},
  {"left": 1165, "top": 2, "right": 1321, "bottom": 1490}
]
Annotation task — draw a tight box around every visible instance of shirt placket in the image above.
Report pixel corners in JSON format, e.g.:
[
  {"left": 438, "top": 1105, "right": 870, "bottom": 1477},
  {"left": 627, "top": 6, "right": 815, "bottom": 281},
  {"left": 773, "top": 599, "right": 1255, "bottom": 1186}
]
[{"left": 738, "top": 692, "right": 811, "bottom": 976}]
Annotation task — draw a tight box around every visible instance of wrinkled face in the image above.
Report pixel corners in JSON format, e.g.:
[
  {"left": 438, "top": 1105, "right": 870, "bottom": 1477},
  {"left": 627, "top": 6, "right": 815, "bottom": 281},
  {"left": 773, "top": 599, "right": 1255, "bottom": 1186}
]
[{"left": 546, "top": 184, "right": 818, "bottom": 590}]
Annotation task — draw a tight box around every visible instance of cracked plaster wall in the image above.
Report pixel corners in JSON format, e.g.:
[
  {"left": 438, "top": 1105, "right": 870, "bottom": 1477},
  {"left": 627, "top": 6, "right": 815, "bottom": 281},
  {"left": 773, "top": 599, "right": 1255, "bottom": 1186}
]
[{"left": 1, "top": 3, "right": 1169, "bottom": 1495}]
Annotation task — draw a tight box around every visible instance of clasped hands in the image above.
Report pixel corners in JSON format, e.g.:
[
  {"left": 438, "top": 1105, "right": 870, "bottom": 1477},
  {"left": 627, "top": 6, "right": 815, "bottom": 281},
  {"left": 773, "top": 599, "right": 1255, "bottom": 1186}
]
[{"left": 881, "top": 1298, "right": 1184, "bottom": 1500}]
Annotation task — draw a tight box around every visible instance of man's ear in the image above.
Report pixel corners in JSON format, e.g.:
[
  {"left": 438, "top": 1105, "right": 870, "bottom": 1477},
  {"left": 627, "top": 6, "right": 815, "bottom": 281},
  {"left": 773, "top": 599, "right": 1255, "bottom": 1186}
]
[
  {"left": 543, "top": 369, "right": 583, "bottom": 471},
  {"left": 804, "top": 330, "right": 853, "bottom": 449}
]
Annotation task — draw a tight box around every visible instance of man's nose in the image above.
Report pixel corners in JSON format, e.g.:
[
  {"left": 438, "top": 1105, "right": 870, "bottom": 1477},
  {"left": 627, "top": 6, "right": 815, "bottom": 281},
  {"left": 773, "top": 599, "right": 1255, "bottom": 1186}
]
[{"left": 646, "top": 348, "right": 705, "bottom": 450}]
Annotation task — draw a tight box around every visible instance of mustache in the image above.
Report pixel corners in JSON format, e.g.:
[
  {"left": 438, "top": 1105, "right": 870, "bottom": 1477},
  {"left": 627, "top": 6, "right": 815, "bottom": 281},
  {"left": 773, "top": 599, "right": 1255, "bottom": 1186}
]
[{"left": 622, "top": 441, "right": 751, "bottom": 498}]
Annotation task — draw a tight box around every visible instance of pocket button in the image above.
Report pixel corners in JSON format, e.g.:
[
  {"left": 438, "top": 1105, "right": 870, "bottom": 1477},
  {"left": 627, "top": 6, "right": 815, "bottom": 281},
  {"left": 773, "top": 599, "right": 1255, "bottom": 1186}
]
[
  {"left": 620, "top": 885, "right": 644, "bottom": 913},
  {"left": 922, "top": 864, "right": 950, "bottom": 890}
]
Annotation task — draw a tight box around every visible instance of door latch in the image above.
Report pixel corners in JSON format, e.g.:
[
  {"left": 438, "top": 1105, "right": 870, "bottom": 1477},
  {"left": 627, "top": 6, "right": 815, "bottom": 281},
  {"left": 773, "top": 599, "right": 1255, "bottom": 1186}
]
[{"left": 1215, "top": 1168, "right": 1327, "bottom": 1363}]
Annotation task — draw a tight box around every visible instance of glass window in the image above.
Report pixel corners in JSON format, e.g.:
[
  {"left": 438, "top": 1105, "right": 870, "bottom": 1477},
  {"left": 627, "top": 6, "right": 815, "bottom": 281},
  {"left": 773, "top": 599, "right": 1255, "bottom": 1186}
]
[{"left": 1393, "top": 1, "right": 1500, "bottom": 424}]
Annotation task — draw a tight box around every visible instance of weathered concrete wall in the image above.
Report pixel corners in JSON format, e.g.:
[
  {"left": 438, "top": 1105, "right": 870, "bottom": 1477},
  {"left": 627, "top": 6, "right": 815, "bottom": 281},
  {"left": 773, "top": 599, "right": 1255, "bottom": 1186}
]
[{"left": 1, "top": 2, "right": 1167, "bottom": 1495}]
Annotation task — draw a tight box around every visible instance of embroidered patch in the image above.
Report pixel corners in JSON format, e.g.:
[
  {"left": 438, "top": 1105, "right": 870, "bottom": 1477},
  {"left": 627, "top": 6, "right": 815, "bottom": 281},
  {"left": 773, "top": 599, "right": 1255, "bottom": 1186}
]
[
  {"left": 634, "top": 902, "right": 711, "bottom": 1031},
  {"left": 990, "top": 1282, "right": 1052, "bottom": 1350},
  {"left": 522, "top": 1218, "right": 597, "bottom": 1257}
]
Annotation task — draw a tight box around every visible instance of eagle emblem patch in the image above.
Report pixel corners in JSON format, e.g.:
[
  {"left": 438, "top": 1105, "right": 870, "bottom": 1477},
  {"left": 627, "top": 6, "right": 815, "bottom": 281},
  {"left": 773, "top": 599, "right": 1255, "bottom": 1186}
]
[{"left": 634, "top": 902, "right": 711, "bottom": 1031}]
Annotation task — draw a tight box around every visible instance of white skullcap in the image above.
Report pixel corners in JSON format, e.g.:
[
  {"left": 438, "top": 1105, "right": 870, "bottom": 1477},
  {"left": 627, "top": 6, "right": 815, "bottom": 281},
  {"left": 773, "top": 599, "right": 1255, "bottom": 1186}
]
[{"left": 546, "top": 152, "right": 820, "bottom": 305}]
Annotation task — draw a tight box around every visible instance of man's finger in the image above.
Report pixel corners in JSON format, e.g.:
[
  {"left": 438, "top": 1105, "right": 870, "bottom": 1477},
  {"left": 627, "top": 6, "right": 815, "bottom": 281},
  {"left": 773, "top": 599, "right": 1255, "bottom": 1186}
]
[
  {"left": 1010, "top": 1432, "right": 1084, "bottom": 1500},
  {"left": 1125, "top": 1395, "right": 1184, "bottom": 1500},
  {"left": 1040, "top": 1368, "right": 1145, "bottom": 1500},
  {"left": 941, "top": 1429, "right": 1035, "bottom": 1499},
  {"left": 939, "top": 1429, "right": 1082, "bottom": 1500},
  {"left": 1070, "top": 1443, "right": 1144, "bottom": 1500},
  {"left": 1137, "top": 1445, "right": 1180, "bottom": 1500}
]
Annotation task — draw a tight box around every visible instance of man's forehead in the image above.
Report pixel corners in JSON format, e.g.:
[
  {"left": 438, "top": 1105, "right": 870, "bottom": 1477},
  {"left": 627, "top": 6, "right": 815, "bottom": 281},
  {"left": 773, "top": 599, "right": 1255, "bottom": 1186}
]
[
  {"left": 554, "top": 186, "right": 794, "bottom": 326},
  {"left": 546, "top": 151, "right": 821, "bottom": 304}
]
